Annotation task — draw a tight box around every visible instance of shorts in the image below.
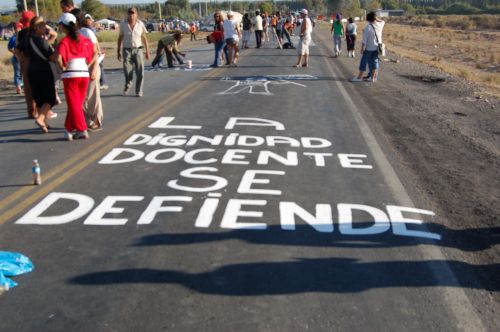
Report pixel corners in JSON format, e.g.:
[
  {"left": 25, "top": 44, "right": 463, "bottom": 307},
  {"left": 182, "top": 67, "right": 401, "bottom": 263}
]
[
  {"left": 225, "top": 38, "right": 238, "bottom": 46},
  {"left": 298, "top": 36, "right": 311, "bottom": 55},
  {"left": 242, "top": 30, "right": 251, "bottom": 42}
]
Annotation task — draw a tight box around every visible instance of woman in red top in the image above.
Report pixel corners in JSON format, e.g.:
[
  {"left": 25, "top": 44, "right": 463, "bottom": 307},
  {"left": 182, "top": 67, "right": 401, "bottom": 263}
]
[{"left": 56, "top": 13, "right": 95, "bottom": 141}]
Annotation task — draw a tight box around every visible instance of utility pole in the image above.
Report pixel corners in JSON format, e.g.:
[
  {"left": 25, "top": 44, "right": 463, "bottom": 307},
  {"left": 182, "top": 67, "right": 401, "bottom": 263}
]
[
  {"left": 158, "top": 1, "right": 162, "bottom": 20},
  {"left": 199, "top": 2, "right": 201, "bottom": 17},
  {"left": 34, "top": 0, "right": 39, "bottom": 16},
  {"left": 22, "top": 0, "right": 27, "bottom": 11}
]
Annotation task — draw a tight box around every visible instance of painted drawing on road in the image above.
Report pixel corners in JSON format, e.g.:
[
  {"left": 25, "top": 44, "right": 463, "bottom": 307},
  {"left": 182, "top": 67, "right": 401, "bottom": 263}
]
[{"left": 216, "top": 75, "right": 319, "bottom": 96}]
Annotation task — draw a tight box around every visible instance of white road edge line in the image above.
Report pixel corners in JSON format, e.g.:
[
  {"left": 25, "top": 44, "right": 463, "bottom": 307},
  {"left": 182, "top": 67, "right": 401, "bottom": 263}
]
[{"left": 324, "top": 58, "right": 485, "bottom": 331}]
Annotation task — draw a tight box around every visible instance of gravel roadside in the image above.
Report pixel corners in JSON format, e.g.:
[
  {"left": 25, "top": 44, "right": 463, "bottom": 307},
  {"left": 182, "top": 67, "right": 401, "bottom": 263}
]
[{"left": 314, "top": 28, "right": 499, "bottom": 328}]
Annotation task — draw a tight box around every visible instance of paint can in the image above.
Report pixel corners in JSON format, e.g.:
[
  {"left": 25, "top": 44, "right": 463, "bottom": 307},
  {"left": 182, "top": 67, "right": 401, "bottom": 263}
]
[{"left": 187, "top": 60, "right": 192, "bottom": 69}]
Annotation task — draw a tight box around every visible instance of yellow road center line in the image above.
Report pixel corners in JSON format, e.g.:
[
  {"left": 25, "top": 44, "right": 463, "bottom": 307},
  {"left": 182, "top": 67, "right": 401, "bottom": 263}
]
[{"left": 0, "top": 67, "right": 222, "bottom": 224}]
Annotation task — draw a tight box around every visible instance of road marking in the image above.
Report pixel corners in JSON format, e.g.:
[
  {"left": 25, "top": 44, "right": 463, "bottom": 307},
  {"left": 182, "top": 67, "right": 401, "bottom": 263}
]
[
  {"left": 0, "top": 68, "right": 222, "bottom": 225},
  {"left": 316, "top": 33, "right": 485, "bottom": 331}
]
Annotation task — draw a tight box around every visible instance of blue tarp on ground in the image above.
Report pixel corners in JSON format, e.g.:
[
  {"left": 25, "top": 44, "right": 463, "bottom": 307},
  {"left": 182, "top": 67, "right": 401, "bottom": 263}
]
[{"left": 0, "top": 251, "right": 34, "bottom": 290}]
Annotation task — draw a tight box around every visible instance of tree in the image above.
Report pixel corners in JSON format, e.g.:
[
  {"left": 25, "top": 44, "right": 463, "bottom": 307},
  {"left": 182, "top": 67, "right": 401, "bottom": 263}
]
[
  {"left": 81, "top": 0, "right": 109, "bottom": 20},
  {"left": 16, "top": 0, "right": 60, "bottom": 20},
  {"left": 260, "top": 2, "right": 274, "bottom": 15}
]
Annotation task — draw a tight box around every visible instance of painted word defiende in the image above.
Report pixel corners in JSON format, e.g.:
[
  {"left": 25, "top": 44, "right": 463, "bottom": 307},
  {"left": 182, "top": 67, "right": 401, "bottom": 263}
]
[{"left": 15, "top": 192, "right": 440, "bottom": 240}]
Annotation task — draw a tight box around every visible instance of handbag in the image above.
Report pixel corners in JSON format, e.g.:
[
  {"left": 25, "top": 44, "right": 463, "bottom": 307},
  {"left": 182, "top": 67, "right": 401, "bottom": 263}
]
[
  {"left": 370, "top": 24, "right": 386, "bottom": 57},
  {"left": 29, "top": 37, "right": 62, "bottom": 81}
]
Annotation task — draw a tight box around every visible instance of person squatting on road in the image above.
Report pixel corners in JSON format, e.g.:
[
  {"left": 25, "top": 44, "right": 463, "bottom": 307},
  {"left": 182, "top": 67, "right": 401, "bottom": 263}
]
[
  {"left": 74, "top": 9, "right": 103, "bottom": 131},
  {"left": 331, "top": 14, "right": 344, "bottom": 57},
  {"left": 151, "top": 32, "right": 186, "bottom": 68},
  {"left": 56, "top": 13, "right": 95, "bottom": 140},
  {"left": 294, "top": 9, "right": 312, "bottom": 68},
  {"left": 117, "top": 7, "right": 150, "bottom": 97},
  {"left": 27, "top": 16, "right": 58, "bottom": 134},
  {"left": 223, "top": 11, "right": 241, "bottom": 67},
  {"left": 351, "top": 12, "right": 385, "bottom": 83},
  {"left": 346, "top": 17, "right": 357, "bottom": 58},
  {"left": 206, "top": 29, "right": 225, "bottom": 67}
]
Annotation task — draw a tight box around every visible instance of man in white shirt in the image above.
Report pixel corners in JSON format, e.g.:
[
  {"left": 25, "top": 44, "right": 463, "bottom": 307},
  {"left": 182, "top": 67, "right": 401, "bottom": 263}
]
[
  {"left": 253, "top": 10, "right": 263, "bottom": 48},
  {"left": 117, "top": 7, "right": 150, "bottom": 97}
]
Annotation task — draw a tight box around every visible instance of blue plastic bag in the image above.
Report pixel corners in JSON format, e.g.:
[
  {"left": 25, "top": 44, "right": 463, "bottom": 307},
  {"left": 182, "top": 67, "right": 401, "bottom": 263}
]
[{"left": 0, "top": 251, "right": 34, "bottom": 290}]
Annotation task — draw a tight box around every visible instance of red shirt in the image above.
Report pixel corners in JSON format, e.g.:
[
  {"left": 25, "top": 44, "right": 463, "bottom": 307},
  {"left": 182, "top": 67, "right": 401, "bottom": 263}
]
[{"left": 58, "top": 35, "right": 94, "bottom": 66}]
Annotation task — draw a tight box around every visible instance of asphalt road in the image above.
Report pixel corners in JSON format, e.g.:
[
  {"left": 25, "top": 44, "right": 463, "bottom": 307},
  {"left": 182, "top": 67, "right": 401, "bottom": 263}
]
[{"left": 0, "top": 31, "right": 493, "bottom": 331}]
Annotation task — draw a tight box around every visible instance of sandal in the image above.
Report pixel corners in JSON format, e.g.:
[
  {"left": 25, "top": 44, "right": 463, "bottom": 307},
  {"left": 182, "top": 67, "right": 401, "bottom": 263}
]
[{"left": 35, "top": 120, "right": 48, "bottom": 134}]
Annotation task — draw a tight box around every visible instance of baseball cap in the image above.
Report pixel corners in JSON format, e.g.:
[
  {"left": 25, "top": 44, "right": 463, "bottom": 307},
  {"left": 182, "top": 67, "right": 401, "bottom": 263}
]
[
  {"left": 57, "top": 13, "right": 77, "bottom": 26},
  {"left": 227, "top": 11, "right": 234, "bottom": 17},
  {"left": 299, "top": 9, "right": 308, "bottom": 15},
  {"left": 84, "top": 14, "right": 93, "bottom": 21},
  {"left": 21, "top": 11, "right": 36, "bottom": 27}
]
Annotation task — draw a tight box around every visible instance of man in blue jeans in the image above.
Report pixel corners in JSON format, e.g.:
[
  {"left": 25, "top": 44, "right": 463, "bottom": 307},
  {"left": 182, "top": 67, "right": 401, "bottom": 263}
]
[{"left": 350, "top": 12, "right": 385, "bottom": 83}]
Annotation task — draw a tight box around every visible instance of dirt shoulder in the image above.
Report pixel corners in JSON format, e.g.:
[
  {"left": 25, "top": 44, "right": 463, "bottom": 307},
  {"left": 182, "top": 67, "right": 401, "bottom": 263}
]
[{"left": 315, "top": 27, "right": 499, "bottom": 326}]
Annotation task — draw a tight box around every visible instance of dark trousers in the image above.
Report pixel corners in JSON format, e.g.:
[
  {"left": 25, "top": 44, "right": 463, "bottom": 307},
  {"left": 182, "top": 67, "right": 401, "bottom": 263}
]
[
  {"left": 255, "top": 30, "right": 263, "bottom": 47},
  {"left": 152, "top": 40, "right": 183, "bottom": 67}
]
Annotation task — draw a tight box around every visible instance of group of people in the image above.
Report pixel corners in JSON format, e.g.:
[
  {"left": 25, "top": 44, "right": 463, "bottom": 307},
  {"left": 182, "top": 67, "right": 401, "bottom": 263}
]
[
  {"left": 8, "top": 4, "right": 385, "bottom": 142},
  {"left": 11, "top": 0, "right": 104, "bottom": 141},
  {"left": 330, "top": 12, "right": 385, "bottom": 82},
  {"left": 205, "top": 9, "right": 314, "bottom": 68}
]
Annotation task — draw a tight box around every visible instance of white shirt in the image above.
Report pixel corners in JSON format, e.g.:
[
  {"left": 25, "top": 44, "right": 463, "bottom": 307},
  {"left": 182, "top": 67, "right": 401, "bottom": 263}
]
[
  {"left": 303, "top": 17, "right": 312, "bottom": 38},
  {"left": 362, "top": 21, "right": 385, "bottom": 51},
  {"left": 223, "top": 19, "right": 239, "bottom": 40},
  {"left": 119, "top": 20, "right": 147, "bottom": 48},
  {"left": 254, "top": 15, "right": 263, "bottom": 31},
  {"left": 80, "top": 27, "right": 97, "bottom": 44}
]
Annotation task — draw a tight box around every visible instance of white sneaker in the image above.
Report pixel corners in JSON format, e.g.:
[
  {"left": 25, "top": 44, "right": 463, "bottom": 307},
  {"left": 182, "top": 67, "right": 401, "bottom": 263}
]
[
  {"left": 350, "top": 77, "right": 363, "bottom": 82},
  {"left": 64, "top": 131, "right": 74, "bottom": 141},
  {"left": 100, "top": 85, "right": 109, "bottom": 90}
]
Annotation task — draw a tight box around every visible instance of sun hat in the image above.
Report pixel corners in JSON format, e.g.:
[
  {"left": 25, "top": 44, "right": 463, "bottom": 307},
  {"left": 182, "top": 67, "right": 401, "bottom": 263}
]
[
  {"left": 299, "top": 9, "right": 308, "bottom": 15},
  {"left": 57, "top": 13, "right": 77, "bottom": 26}
]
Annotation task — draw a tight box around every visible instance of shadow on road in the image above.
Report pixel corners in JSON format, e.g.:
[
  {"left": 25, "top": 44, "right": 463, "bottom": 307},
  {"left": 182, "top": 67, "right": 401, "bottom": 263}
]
[
  {"left": 131, "top": 224, "right": 500, "bottom": 253},
  {"left": 68, "top": 224, "right": 500, "bottom": 293},
  {"left": 68, "top": 258, "right": 499, "bottom": 294}
]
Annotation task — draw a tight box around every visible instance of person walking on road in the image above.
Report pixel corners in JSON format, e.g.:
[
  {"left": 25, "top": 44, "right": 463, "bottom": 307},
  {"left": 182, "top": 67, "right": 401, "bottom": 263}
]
[
  {"left": 346, "top": 17, "right": 357, "bottom": 58},
  {"left": 78, "top": 10, "right": 103, "bottom": 131},
  {"left": 331, "top": 14, "right": 344, "bottom": 57},
  {"left": 56, "top": 13, "right": 95, "bottom": 140},
  {"left": 242, "top": 13, "right": 252, "bottom": 49},
  {"left": 27, "top": 16, "right": 58, "bottom": 134},
  {"left": 15, "top": 11, "right": 37, "bottom": 118},
  {"left": 223, "top": 11, "right": 241, "bottom": 67},
  {"left": 190, "top": 23, "right": 197, "bottom": 41},
  {"left": 206, "top": 29, "right": 225, "bottom": 67},
  {"left": 8, "top": 22, "right": 23, "bottom": 95},
  {"left": 117, "top": 7, "right": 150, "bottom": 97},
  {"left": 253, "top": 10, "right": 263, "bottom": 48},
  {"left": 293, "top": 9, "right": 312, "bottom": 68},
  {"left": 351, "top": 12, "right": 385, "bottom": 83},
  {"left": 151, "top": 32, "right": 185, "bottom": 68}
]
